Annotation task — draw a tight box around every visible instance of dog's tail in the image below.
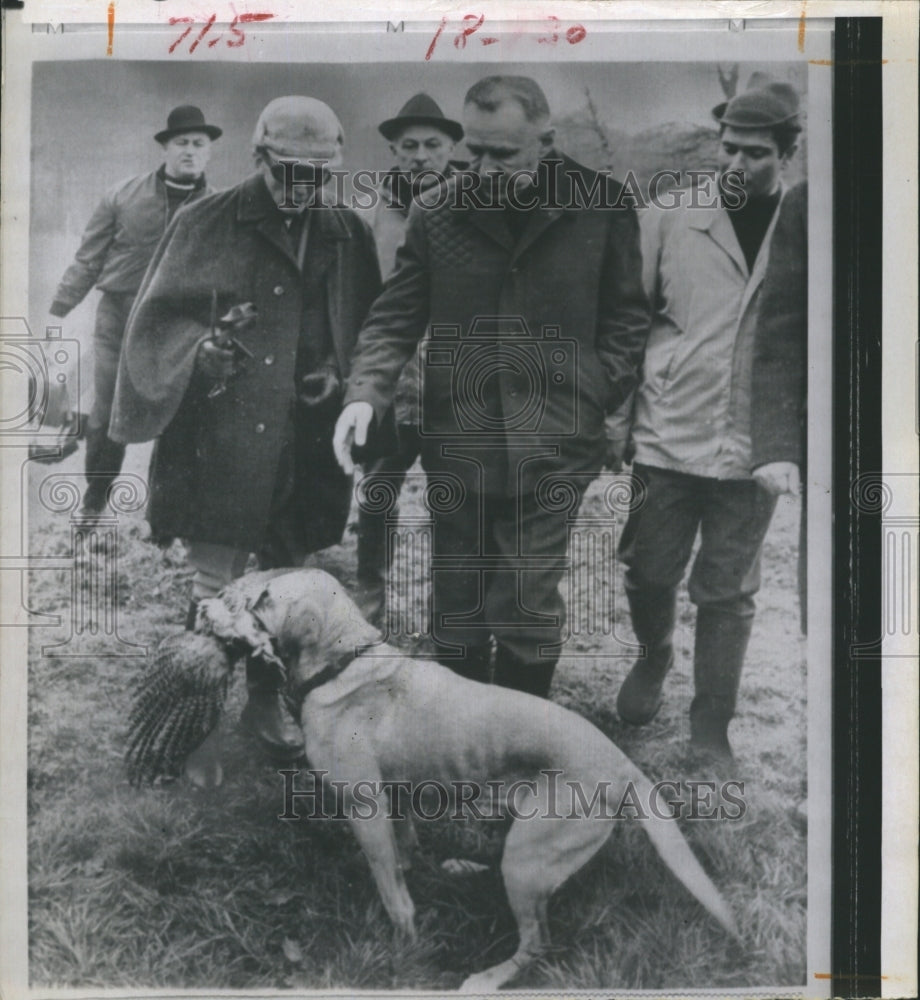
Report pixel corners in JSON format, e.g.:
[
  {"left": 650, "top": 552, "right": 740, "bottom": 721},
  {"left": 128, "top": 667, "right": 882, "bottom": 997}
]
[{"left": 633, "top": 776, "right": 737, "bottom": 937}]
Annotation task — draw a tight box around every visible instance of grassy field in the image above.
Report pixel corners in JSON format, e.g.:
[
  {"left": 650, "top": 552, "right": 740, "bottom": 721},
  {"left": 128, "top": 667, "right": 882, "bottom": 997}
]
[{"left": 25, "top": 448, "right": 807, "bottom": 992}]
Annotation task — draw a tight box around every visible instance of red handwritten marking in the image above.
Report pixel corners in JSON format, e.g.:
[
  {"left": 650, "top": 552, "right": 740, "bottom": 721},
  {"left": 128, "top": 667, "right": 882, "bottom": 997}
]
[
  {"left": 106, "top": 2, "right": 115, "bottom": 55},
  {"left": 426, "top": 14, "right": 587, "bottom": 58},
  {"left": 188, "top": 14, "right": 217, "bottom": 53},
  {"left": 168, "top": 16, "right": 195, "bottom": 54},
  {"left": 169, "top": 12, "right": 274, "bottom": 54},
  {"left": 227, "top": 12, "right": 275, "bottom": 47},
  {"left": 537, "top": 15, "right": 559, "bottom": 44},
  {"left": 425, "top": 16, "right": 448, "bottom": 61},
  {"left": 453, "top": 13, "right": 484, "bottom": 50}
]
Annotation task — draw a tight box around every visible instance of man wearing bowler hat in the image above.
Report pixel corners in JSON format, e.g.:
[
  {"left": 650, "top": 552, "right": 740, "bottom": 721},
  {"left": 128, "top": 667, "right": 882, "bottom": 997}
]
[
  {"left": 610, "top": 80, "right": 802, "bottom": 763},
  {"left": 48, "top": 106, "right": 221, "bottom": 517},
  {"left": 355, "top": 94, "right": 466, "bottom": 622},
  {"left": 111, "top": 97, "right": 380, "bottom": 775}
]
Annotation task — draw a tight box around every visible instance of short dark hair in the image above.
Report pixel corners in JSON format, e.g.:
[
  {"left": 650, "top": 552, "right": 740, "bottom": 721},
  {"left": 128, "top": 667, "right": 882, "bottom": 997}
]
[
  {"left": 464, "top": 76, "right": 551, "bottom": 124},
  {"left": 719, "top": 121, "right": 801, "bottom": 158}
]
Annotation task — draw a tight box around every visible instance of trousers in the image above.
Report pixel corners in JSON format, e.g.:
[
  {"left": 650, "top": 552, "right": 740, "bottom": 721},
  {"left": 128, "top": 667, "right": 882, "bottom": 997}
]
[{"left": 86, "top": 291, "right": 132, "bottom": 510}]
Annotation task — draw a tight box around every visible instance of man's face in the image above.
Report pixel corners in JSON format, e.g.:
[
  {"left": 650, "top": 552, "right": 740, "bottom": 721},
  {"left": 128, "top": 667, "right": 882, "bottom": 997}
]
[
  {"left": 257, "top": 143, "right": 342, "bottom": 213},
  {"left": 463, "top": 101, "right": 554, "bottom": 204},
  {"left": 390, "top": 125, "right": 455, "bottom": 177},
  {"left": 717, "top": 126, "right": 790, "bottom": 199},
  {"left": 161, "top": 132, "right": 213, "bottom": 181}
]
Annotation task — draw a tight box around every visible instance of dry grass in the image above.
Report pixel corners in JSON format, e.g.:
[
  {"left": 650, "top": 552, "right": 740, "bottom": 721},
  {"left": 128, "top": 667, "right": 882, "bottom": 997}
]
[{"left": 26, "top": 454, "right": 807, "bottom": 991}]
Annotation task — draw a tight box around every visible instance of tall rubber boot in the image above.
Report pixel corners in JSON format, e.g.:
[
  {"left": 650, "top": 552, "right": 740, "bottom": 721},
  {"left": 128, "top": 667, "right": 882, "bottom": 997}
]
[
  {"left": 82, "top": 426, "right": 126, "bottom": 514},
  {"left": 493, "top": 644, "right": 556, "bottom": 699},
  {"left": 689, "top": 605, "right": 754, "bottom": 761},
  {"left": 616, "top": 585, "right": 677, "bottom": 725},
  {"left": 437, "top": 644, "right": 493, "bottom": 685},
  {"left": 240, "top": 658, "right": 304, "bottom": 760}
]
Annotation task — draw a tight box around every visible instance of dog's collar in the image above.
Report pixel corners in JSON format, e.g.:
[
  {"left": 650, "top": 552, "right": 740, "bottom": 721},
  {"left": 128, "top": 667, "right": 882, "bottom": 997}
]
[{"left": 284, "top": 650, "right": 357, "bottom": 717}]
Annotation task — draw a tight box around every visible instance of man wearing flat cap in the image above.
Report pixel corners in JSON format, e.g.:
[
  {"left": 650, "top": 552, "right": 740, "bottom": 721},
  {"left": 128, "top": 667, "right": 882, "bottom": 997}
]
[
  {"left": 355, "top": 94, "right": 467, "bottom": 622},
  {"left": 111, "top": 96, "right": 380, "bottom": 763},
  {"left": 610, "top": 80, "right": 802, "bottom": 763},
  {"left": 48, "top": 105, "right": 220, "bottom": 516}
]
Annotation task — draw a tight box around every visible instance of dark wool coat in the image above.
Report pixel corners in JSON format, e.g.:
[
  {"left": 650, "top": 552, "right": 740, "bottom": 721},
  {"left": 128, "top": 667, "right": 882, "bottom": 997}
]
[
  {"left": 750, "top": 181, "right": 807, "bottom": 471},
  {"left": 344, "top": 154, "right": 650, "bottom": 498},
  {"left": 110, "top": 174, "right": 381, "bottom": 549}
]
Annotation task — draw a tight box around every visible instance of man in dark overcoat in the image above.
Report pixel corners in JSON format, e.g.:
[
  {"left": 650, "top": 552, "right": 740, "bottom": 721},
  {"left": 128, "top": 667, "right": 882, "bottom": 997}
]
[
  {"left": 111, "top": 96, "right": 380, "bottom": 754},
  {"left": 751, "top": 180, "right": 808, "bottom": 629},
  {"left": 334, "top": 76, "right": 649, "bottom": 698}
]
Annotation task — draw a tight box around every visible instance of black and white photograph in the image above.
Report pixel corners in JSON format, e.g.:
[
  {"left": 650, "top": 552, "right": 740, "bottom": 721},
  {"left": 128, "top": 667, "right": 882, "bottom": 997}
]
[{"left": 0, "top": 3, "right": 916, "bottom": 998}]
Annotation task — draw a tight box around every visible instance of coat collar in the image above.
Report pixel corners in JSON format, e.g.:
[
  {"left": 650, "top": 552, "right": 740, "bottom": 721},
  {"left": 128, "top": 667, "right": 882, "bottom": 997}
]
[
  {"left": 686, "top": 183, "right": 786, "bottom": 283},
  {"left": 236, "top": 173, "right": 352, "bottom": 270},
  {"left": 459, "top": 152, "right": 582, "bottom": 260}
]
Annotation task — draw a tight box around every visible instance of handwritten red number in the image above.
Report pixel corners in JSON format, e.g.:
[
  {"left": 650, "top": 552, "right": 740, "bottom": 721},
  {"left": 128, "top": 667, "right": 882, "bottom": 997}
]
[
  {"left": 227, "top": 12, "right": 275, "bottom": 48},
  {"left": 425, "top": 16, "right": 448, "bottom": 61},
  {"left": 188, "top": 14, "right": 217, "bottom": 53},
  {"left": 566, "top": 24, "right": 587, "bottom": 44},
  {"left": 168, "top": 16, "right": 195, "bottom": 54},
  {"left": 454, "top": 13, "right": 484, "bottom": 50}
]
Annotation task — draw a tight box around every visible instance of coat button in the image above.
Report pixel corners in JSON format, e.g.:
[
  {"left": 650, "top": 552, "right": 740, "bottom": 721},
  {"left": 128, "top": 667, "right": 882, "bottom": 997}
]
[
  {"left": 255, "top": 423, "right": 266, "bottom": 434},
  {"left": 273, "top": 285, "right": 284, "bottom": 296},
  {"left": 264, "top": 354, "right": 275, "bottom": 365}
]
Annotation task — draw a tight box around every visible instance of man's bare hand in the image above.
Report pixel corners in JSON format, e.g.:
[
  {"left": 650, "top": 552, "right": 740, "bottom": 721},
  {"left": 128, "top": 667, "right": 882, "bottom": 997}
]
[
  {"left": 752, "top": 461, "right": 801, "bottom": 496},
  {"left": 196, "top": 338, "right": 237, "bottom": 380},
  {"left": 333, "top": 401, "right": 374, "bottom": 475}
]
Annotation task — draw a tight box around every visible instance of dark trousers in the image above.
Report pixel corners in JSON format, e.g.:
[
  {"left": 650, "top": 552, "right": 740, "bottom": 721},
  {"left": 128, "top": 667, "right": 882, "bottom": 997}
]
[
  {"left": 429, "top": 485, "right": 584, "bottom": 671},
  {"left": 86, "top": 291, "right": 132, "bottom": 510},
  {"left": 619, "top": 464, "right": 777, "bottom": 615},
  {"left": 356, "top": 423, "right": 423, "bottom": 586},
  {"left": 618, "top": 464, "right": 777, "bottom": 724}
]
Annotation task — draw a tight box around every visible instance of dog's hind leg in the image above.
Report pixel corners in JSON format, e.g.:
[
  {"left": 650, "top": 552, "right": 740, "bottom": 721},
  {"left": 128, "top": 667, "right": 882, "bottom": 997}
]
[{"left": 459, "top": 806, "right": 612, "bottom": 991}]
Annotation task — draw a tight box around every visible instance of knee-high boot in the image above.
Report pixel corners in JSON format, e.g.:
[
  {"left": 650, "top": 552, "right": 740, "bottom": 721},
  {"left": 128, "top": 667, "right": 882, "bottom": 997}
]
[
  {"left": 616, "top": 585, "right": 677, "bottom": 724},
  {"left": 689, "top": 606, "right": 754, "bottom": 760}
]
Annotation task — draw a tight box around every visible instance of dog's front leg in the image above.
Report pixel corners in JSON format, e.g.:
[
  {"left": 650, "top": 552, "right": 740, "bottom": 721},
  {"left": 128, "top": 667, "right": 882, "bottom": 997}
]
[
  {"left": 346, "top": 792, "right": 417, "bottom": 940},
  {"left": 393, "top": 815, "right": 418, "bottom": 873}
]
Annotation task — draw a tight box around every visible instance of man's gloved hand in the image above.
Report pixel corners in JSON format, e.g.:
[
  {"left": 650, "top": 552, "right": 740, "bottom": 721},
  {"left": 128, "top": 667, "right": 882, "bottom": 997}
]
[
  {"left": 196, "top": 338, "right": 237, "bottom": 380},
  {"left": 298, "top": 364, "right": 341, "bottom": 407},
  {"left": 752, "top": 461, "right": 801, "bottom": 496},
  {"left": 333, "top": 401, "right": 374, "bottom": 476}
]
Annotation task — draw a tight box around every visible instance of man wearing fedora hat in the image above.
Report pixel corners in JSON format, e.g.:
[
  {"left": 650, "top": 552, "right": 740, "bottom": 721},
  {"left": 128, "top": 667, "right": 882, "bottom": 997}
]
[
  {"left": 355, "top": 94, "right": 467, "bottom": 623},
  {"left": 610, "top": 80, "right": 802, "bottom": 763},
  {"left": 48, "top": 105, "right": 221, "bottom": 517},
  {"left": 111, "top": 96, "right": 380, "bottom": 771}
]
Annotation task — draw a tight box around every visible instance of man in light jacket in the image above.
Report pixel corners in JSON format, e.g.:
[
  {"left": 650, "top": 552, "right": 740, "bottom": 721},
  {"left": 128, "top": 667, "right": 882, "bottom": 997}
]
[
  {"left": 612, "top": 82, "right": 801, "bottom": 762},
  {"left": 49, "top": 106, "right": 220, "bottom": 516}
]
